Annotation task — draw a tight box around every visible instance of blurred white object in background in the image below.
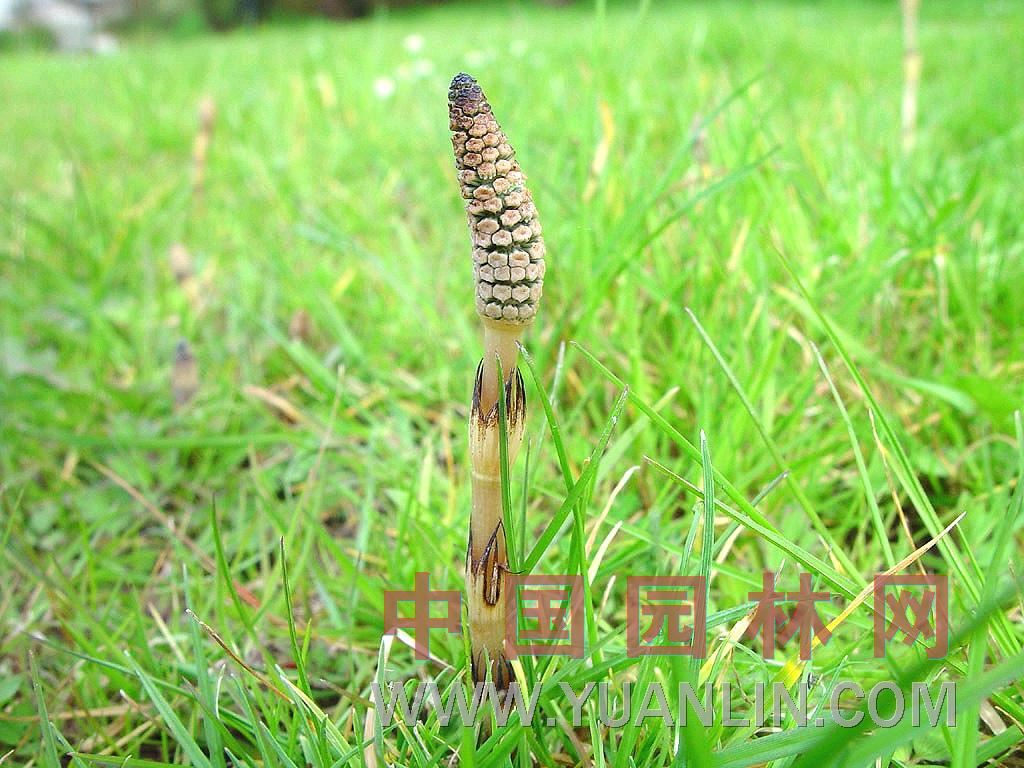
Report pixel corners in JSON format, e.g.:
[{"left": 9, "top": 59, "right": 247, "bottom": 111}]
[
  {"left": 402, "top": 33, "right": 423, "bottom": 54},
  {"left": 0, "top": 0, "right": 15, "bottom": 27},
  {"left": 1, "top": 0, "right": 123, "bottom": 53},
  {"left": 373, "top": 76, "right": 395, "bottom": 100}
]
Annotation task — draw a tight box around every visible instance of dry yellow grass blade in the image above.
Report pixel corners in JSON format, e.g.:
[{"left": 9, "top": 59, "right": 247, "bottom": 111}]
[{"left": 777, "top": 510, "right": 966, "bottom": 688}]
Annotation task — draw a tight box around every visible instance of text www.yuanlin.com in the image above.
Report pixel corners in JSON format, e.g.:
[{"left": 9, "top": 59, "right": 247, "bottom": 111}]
[{"left": 371, "top": 680, "right": 956, "bottom": 729}]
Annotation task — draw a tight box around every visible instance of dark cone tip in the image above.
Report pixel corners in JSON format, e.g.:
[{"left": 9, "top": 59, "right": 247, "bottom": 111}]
[{"left": 449, "top": 72, "right": 484, "bottom": 108}]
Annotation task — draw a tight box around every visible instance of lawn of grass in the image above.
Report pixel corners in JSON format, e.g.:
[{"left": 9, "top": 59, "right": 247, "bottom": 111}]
[{"left": 2, "top": 0, "right": 1023, "bottom": 765}]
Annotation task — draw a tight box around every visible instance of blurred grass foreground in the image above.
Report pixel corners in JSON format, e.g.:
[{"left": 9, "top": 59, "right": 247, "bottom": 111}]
[{"left": 2, "top": 0, "right": 1024, "bottom": 766}]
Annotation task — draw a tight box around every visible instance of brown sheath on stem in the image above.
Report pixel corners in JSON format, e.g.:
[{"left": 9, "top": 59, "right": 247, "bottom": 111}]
[
  {"left": 466, "top": 361, "right": 525, "bottom": 690},
  {"left": 449, "top": 73, "right": 545, "bottom": 690}
]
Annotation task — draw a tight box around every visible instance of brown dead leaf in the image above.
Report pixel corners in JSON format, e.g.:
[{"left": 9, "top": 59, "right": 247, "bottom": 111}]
[{"left": 172, "top": 339, "right": 199, "bottom": 408}]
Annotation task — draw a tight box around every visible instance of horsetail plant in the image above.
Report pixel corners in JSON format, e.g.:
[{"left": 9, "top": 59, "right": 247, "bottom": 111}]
[{"left": 448, "top": 73, "right": 546, "bottom": 692}]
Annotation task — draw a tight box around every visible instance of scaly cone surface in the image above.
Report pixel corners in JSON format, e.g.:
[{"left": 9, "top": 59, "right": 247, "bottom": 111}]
[{"left": 449, "top": 73, "right": 546, "bottom": 326}]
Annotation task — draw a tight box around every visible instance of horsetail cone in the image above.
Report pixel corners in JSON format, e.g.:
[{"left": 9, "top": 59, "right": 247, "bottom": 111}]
[
  {"left": 449, "top": 73, "right": 546, "bottom": 326},
  {"left": 450, "top": 73, "right": 542, "bottom": 693}
]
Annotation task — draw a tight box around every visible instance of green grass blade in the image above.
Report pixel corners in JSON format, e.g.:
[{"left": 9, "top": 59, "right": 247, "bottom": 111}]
[
  {"left": 183, "top": 565, "right": 227, "bottom": 768},
  {"left": 279, "top": 538, "right": 312, "bottom": 697},
  {"left": 123, "top": 651, "right": 214, "bottom": 768},
  {"left": 30, "top": 650, "right": 62, "bottom": 768},
  {"left": 686, "top": 308, "right": 863, "bottom": 581},
  {"left": 521, "top": 387, "right": 628, "bottom": 574},
  {"left": 572, "top": 342, "right": 779, "bottom": 534},
  {"left": 646, "top": 457, "right": 857, "bottom": 599},
  {"left": 495, "top": 355, "right": 517, "bottom": 570},
  {"left": 811, "top": 343, "right": 895, "bottom": 569}
]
